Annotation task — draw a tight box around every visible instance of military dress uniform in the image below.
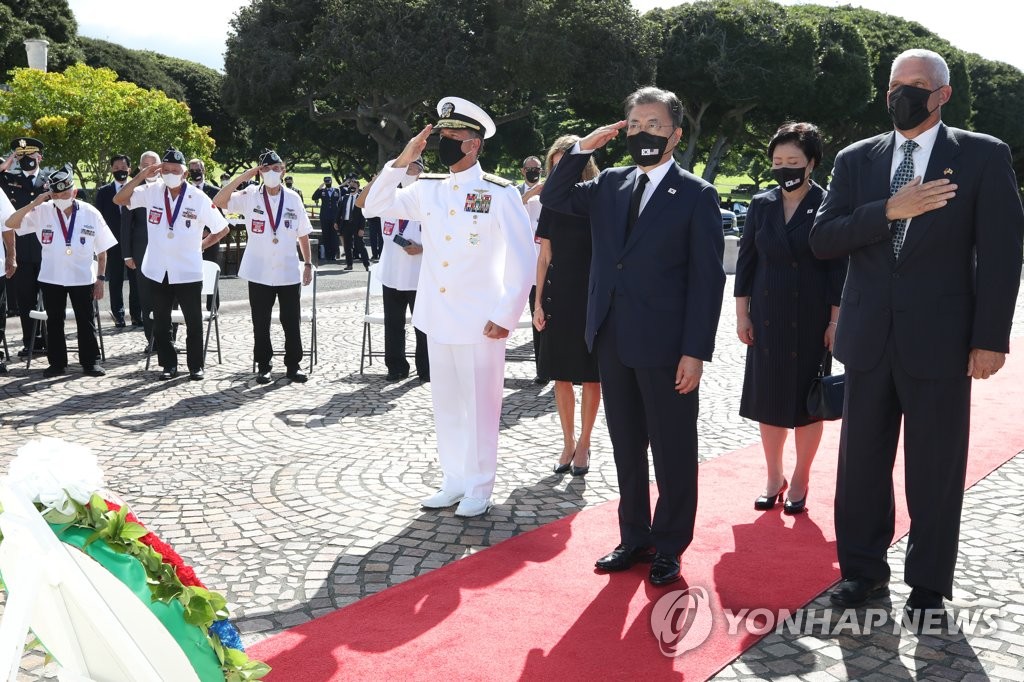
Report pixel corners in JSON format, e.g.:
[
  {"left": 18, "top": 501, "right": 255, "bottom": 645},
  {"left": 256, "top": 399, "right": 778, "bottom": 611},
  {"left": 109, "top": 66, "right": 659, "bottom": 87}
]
[
  {"left": 127, "top": 155, "right": 228, "bottom": 377},
  {"left": 0, "top": 137, "right": 48, "bottom": 353},
  {"left": 363, "top": 97, "right": 535, "bottom": 516},
  {"left": 12, "top": 167, "right": 117, "bottom": 374},
  {"left": 0, "top": 188, "right": 14, "bottom": 372},
  {"left": 228, "top": 179, "right": 313, "bottom": 378}
]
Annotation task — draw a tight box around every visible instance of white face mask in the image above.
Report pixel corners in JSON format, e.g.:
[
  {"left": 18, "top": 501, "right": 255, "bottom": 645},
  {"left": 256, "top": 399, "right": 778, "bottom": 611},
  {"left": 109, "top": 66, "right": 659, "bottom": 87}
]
[
  {"left": 52, "top": 197, "right": 74, "bottom": 210},
  {"left": 401, "top": 174, "right": 419, "bottom": 188},
  {"left": 161, "top": 172, "right": 183, "bottom": 189},
  {"left": 262, "top": 170, "right": 282, "bottom": 188}
]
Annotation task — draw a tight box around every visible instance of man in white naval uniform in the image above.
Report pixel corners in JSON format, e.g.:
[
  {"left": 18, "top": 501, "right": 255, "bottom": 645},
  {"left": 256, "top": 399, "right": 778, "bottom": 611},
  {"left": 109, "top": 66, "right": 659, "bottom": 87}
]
[{"left": 363, "top": 96, "right": 536, "bottom": 517}]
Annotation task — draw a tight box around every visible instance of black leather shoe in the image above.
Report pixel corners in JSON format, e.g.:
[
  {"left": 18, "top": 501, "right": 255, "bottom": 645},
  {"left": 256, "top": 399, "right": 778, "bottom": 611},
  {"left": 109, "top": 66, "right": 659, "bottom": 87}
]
[
  {"left": 256, "top": 370, "right": 272, "bottom": 384},
  {"left": 18, "top": 345, "right": 46, "bottom": 358},
  {"left": 287, "top": 369, "right": 308, "bottom": 383},
  {"left": 84, "top": 364, "right": 106, "bottom": 377},
  {"left": 595, "top": 544, "right": 656, "bottom": 572},
  {"left": 829, "top": 577, "right": 889, "bottom": 607},
  {"left": 42, "top": 365, "right": 66, "bottom": 378},
  {"left": 189, "top": 369, "right": 205, "bottom": 381},
  {"left": 0, "top": 362, "right": 8, "bottom": 376},
  {"left": 343, "top": 265, "right": 353, "bottom": 271},
  {"left": 159, "top": 367, "right": 179, "bottom": 380},
  {"left": 114, "top": 319, "right": 127, "bottom": 328},
  {"left": 783, "top": 491, "right": 807, "bottom": 515},
  {"left": 754, "top": 479, "right": 788, "bottom": 511},
  {"left": 386, "top": 370, "right": 409, "bottom": 382},
  {"left": 553, "top": 461, "right": 572, "bottom": 474},
  {"left": 571, "top": 448, "right": 591, "bottom": 477},
  {"left": 906, "top": 586, "right": 944, "bottom": 611},
  {"left": 533, "top": 375, "right": 549, "bottom": 386},
  {"left": 419, "top": 374, "right": 430, "bottom": 383},
  {"left": 649, "top": 552, "right": 682, "bottom": 587}
]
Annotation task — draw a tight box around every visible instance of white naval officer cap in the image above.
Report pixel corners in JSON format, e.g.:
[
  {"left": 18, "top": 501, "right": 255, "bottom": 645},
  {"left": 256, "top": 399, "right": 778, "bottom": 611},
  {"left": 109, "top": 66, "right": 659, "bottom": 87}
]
[{"left": 435, "top": 96, "right": 496, "bottom": 139}]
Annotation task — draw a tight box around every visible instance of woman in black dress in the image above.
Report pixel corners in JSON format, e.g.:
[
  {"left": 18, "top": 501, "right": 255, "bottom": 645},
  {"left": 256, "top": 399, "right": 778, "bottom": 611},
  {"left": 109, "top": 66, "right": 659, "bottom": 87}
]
[
  {"left": 734, "top": 122, "right": 847, "bottom": 514},
  {"left": 533, "top": 135, "right": 601, "bottom": 476}
]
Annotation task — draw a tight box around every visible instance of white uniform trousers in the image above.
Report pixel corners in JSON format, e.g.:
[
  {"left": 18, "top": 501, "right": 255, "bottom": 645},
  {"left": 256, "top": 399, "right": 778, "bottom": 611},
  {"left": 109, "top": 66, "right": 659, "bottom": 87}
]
[{"left": 427, "top": 336, "right": 506, "bottom": 499}]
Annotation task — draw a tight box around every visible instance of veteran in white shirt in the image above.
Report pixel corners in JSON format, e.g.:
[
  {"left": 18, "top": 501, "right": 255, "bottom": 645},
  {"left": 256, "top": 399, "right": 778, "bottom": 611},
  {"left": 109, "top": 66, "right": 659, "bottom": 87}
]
[
  {"left": 0, "top": 186, "right": 14, "bottom": 375},
  {"left": 363, "top": 97, "right": 535, "bottom": 518},
  {"left": 114, "top": 147, "right": 229, "bottom": 381},
  {"left": 5, "top": 165, "right": 116, "bottom": 377},
  {"left": 214, "top": 149, "right": 313, "bottom": 384}
]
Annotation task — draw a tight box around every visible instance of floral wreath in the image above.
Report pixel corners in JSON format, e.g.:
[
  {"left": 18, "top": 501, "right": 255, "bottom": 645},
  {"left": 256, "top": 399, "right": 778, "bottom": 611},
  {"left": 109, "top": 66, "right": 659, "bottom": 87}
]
[{"left": 0, "top": 438, "right": 270, "bottom": 681}]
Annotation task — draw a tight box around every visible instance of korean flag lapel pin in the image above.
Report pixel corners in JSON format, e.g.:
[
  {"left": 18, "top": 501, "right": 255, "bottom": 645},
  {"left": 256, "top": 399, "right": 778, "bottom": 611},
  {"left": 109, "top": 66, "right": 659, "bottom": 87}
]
[{"left": 667, "top": 187, "right": 677, "bottom": 195}]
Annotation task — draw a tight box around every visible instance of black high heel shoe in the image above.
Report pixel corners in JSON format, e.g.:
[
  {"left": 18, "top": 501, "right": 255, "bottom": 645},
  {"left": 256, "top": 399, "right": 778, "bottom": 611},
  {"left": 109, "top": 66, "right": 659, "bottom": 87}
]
[
  {"left": 571, "top": 449, "right": 591, "bottom": 477},
  {"left": 783, "top": 490, "right": 808, "bottom": 515},
  {"left": 554, "top": 449, "right": 574, "bottom": 474},
  {"left": 754, "top": 479, "right": 788, "bottom": 510}
]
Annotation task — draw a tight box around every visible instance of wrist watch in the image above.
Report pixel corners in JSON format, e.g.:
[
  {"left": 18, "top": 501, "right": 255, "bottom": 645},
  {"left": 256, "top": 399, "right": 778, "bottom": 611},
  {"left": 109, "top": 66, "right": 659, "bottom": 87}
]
[{"left": 97, "top": 275, "right": 108, "bottom": 281}]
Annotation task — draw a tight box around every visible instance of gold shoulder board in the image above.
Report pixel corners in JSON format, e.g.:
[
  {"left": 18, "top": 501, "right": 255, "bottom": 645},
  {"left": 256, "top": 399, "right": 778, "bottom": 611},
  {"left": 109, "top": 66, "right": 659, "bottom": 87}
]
[
  {"left": 482, "top": 173, "right": 513, "bottom": 188},
  {"left": 418, "top": 173, "right": 447, "bottom": 180}
]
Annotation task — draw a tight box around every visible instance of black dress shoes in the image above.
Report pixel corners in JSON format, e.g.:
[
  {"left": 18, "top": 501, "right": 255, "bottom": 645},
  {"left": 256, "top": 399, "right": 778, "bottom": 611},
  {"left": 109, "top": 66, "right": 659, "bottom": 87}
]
[
  {"left": 783, "top": 492, "right": 807, "bottom": 515},
  {"left": 385, "top": 370, "right": 409, "bottom": 382},
  {"left": 829, "top": 577, "right": 889, "bottom": 607},
  {"left": 189, "top": 369, "right": 205, "bottom": 381},
  {"left": 114, "top": 318, "right": 127, "bottom": 328},
  {"left": 755, "top": 479, "right": 787, "bottom": 510},
  {"left": 649, "top": 553, "right": 682, "bottom": 587},
  {"left": 595, "top": 544, "right": 656, "bottom": 572},
  {"left": 84, "top": 364, "right": 106, "bottom": 377},
  {"left": 256, "top": 369, "right": 272, "bottom": 384},
  {"left": 158, "top": 367, "right": 179, "bottom": 380},
  {"left": 906, "top": 586, "right": 944, "bottom": 612},
  {"left": 42, "top": 365, "right": 66, "bottom": 378},
  {"left": 287, "top": 369, "right": 308, "bottom": 383}
]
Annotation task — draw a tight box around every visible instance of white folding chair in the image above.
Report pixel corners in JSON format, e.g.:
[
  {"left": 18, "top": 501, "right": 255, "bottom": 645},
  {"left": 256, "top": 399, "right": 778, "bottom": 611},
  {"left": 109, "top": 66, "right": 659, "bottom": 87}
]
[
  {"left": 360, "top": 263, "right": 386, "bottom": 373},
  {"left": 251, "top": 262, "right": 319, "bottom": 373},
  {"left": 144, "top": 261, "right": 222, "bottom": 371},
  {"left": 25, "top": 292, "right": 106, "bottom": 369},
  {"left": 0, "top": 482, "right": 200, "bottom": 681}
]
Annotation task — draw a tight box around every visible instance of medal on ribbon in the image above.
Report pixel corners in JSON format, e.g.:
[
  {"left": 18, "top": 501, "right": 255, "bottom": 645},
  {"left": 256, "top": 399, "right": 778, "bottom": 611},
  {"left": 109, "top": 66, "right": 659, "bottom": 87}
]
[
  {"left": 262, "top": 187, "right": 285, "bottom": 244},
  {"left": 55, "top": 202, "right": 78, "bottom": 256},
  {"left": 164, "top": 187, "right": 187, "bottom": 239}
]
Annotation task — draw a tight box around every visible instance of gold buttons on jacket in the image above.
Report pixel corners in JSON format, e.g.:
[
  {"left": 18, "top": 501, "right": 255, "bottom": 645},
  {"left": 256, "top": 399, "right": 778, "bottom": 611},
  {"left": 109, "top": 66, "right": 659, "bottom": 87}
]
[
  {"left": 440, "top": 287, "right": 446, "bottom": 293},
  {"left": 445, "top": 235, "right": 452, "bottom": 241},
  {"left": 453, "top": 185, "right": 459, "bottom": 191},
  {"left": 449, "top": 209, "right": 456, "bottom": 216},
  {"left": 442, "top": 261, "right": 449, "bottom": 267}
]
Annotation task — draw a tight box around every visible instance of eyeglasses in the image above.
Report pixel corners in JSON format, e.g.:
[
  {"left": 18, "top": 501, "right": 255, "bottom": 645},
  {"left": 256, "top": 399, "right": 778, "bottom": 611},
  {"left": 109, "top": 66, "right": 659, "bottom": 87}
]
[{"left": 626, "top": 122, "right": 675, "bottom": 134}]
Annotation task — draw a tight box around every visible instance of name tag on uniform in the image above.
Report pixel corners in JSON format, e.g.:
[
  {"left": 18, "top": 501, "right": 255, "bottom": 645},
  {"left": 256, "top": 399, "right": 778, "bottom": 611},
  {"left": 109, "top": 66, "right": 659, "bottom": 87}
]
[
  {"left": 285, "top": 210, "right": 298, "bottom": 220},
  {"left": 182, "top": 208, "right": 198, "bottom": 220},
  {"left": 148, "top": 208, "right": 163, "bottom": 224},
  {"left": 252, "top": 219, "right": 265, "bottom": 234},
  {"left": 383, "top": 220, "right": 396, "bottom": 236},
  {"left": 81, "top": 228, "right": 95, "bottom": 236},
  {"left": 41, "top": 229, "right": 54, "bottom": 244},
  {"left": 464, "top": 193, "right": 492, "bottom": 213}
]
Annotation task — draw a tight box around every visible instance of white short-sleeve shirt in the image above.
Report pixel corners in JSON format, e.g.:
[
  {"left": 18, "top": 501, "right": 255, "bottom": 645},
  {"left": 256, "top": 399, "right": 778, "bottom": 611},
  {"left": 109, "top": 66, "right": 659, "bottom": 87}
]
[
  {"left": 0, "top": 188, "right": 14, "bottom": 261},
  {"left": 378, "top": 216, "right": 423, "bottom": 291},
  {"left": 21, "top": 200, "right": 117, "bottom": 286},
  {"left": 228, "top": 185, "right": 312, "bottom": 286},
  {"left": 128, "top": 181, "right": 228, "bottom": 284}
]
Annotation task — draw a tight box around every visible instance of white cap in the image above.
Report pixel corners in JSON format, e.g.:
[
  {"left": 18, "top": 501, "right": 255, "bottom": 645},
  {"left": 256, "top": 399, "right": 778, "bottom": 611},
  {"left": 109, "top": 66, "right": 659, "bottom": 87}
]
[{"left": 435, "top": 96, "right": 496, "bottom": 139}]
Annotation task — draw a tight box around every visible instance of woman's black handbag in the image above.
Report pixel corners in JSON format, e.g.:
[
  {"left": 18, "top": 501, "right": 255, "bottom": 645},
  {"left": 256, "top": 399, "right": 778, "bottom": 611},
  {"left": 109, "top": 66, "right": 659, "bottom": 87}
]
[{"left": 806, "top": 351, "right": 844, "bottom": 421}]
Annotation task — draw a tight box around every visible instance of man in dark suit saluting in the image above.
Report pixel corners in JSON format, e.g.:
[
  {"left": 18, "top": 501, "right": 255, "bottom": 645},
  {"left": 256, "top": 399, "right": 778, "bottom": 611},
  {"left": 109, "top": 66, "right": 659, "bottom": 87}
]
[
  {"left": 810, "top": 49, "right": 1024, "bottom": 617},
  {"left": 541, "top": 86, "right": 725, "bottom": 586}
]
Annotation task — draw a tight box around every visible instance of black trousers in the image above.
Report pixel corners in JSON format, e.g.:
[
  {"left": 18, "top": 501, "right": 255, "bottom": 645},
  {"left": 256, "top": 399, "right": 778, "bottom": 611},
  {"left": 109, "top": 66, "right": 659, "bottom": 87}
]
[
  {"left": 342, "top": 224, "right": 369, "bottom": 267},
  {"left": 12, "top": 260, "right": 43, "bottom": 348},
  {"left": 595, "top": 305, "right": 698, "bottom": 556},
  {"left": 133, "top": 268, "right": 154, "bottom": 341},
  {"left": 836, "top": 336, "right": 971, "bottom": 599},
  {"left": 249, "top": 281, "right": 302, "bottom": 371},
  {"left": 150, "top": 275, "right": 203, "bottom": 372},
  {"left": 106, "top": 249, "right": 139, "bottom": 323},
  {"left": 382, "top": 284, "right": 428, "bottom": 378},
  {"left": 322, "top": 221, "right": 340, "bottom": 260},
  {"left": 369, "top": 221, "right": 383, "bottom": 260},
  {"left": 40, "top": 282, "right": 99, "bottom": 369},
  {"left": 528, "top": 286, "right": 546, "bottom": 380}
]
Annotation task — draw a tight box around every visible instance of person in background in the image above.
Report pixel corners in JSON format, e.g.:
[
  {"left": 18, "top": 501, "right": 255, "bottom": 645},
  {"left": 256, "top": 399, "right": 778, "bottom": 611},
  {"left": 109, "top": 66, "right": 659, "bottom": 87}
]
[
  {"left": 532, "top": 135, "right": 601, "bottom": 476},
  {"left": 519, "top": 155, "right": 547, "bottom": 386},
  {"left": 0, "top": 186, "right": 15, "bottom": 374},
  {"left": 122, "top": 151, "right": 160, "bottom": 343},
  {"left": 340, "top": 179, "right": 370, "bottom": 271},
  {"left": 93, "top": 154, "right": 139, "bottom": 328},
  {"left": 284, "top": 176, "right": 304, "bottom": 203},
  {"left": 5, "top": 164, "right": 117, "bottom": 377},
  {"left": 811, "top": 49, "right": 1024, "bottom": 616},
  {"left": 734, "top": 122, "right": 846, "bottom": 515},
  {"left": 312, "top": 176, "right": 342, "bottom": 261}
]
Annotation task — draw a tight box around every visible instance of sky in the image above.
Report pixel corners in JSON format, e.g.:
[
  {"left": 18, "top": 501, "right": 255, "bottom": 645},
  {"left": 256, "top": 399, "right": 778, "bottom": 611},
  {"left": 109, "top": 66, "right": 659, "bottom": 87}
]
[{"left": 67, "top": 0, "right": 1023, "bottom": 74}]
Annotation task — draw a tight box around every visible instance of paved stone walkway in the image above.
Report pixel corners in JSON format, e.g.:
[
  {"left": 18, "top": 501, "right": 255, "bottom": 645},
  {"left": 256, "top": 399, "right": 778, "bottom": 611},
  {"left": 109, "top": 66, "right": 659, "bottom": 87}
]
[{"left": 2, "top": 275, "right": 1022, "bottom": 680}]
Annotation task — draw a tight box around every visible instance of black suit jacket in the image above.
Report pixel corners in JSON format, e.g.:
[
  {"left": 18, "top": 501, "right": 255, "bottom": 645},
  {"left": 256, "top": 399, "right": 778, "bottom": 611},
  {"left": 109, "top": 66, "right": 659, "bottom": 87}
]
[
  {"left": 540, "top": 152, "right": 725, "bottom": 367},
  {"left": 122, "top": 203, "right": 149, "bottom": 265},
  {"left": 810, "top": 123, "right": 1024, "bottom": 379}
]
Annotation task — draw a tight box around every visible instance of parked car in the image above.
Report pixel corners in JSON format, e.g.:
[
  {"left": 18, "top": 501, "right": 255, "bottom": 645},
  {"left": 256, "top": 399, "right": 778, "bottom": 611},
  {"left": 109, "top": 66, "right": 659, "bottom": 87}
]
[{"left": 721, "top": 208, "right": 740, "bottom": 237}]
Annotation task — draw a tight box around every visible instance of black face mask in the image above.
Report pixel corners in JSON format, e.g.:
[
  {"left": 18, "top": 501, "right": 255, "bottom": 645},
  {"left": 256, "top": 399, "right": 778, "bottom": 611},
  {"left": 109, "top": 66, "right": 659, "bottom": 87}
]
[
  {"left": 626, "top": 130, "right": 671, "bottom": 166},
  {"left": 112, "top": 170, "right": 129, "bottom": 182},
  {"left": 285, "top": 182, "right": 293, "bottom": 188},
  {"left": 772, "top": 166, "right": 808, "bottom": 193},
  {"left": 888, "top": 84, "right": 941, "bottom": 131},
  {"left": 525, "top": 168, "right": 541, "bottom": 183},
  {"left": 19, "top": 156, "right": 37, "bottom": 172},
  {"left": 438, "top": 136, "right": 469, "bottom": 167},
  {"left": 189, "top": 169, "right": 204, "bottom": 182}
]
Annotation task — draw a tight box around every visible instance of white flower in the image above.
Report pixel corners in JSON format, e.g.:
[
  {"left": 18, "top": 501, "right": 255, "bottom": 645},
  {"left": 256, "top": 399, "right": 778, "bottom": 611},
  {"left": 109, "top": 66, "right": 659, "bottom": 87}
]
[{"left": 6, "top": 438, "right": 104, "bottom": 516}]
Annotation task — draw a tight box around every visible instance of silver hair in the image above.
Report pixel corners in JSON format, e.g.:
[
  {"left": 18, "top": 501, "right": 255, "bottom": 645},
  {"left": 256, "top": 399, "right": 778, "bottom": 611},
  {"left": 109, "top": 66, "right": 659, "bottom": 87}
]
[
  {"left": 624, "top": 86, "right": 684, "bottom": 129},
  {"left": 891, "top": 49, "right": 950, "bottom": 87},
  {"left": 140, "top": 150, "right": 160, "bottom": 165},
  {"left": 188, "top": 157, "right": 205, "bottom": 170}
]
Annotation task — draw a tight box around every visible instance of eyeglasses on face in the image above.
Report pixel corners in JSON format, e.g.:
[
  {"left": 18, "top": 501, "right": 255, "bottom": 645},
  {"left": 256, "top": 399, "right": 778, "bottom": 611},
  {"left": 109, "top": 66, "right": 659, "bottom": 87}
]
[{"left": 626, "top": 122, "right": 675, "bottom": 134}]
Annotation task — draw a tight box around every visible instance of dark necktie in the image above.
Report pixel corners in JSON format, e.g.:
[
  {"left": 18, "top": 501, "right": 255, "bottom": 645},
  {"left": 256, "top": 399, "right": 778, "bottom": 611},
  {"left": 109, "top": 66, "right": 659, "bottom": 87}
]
[
  {"left": 625, "top": 173, "right": 649, "bottom": 242},
  {"left": 890, "top": 139, "right": 919, "bottom": 258}
]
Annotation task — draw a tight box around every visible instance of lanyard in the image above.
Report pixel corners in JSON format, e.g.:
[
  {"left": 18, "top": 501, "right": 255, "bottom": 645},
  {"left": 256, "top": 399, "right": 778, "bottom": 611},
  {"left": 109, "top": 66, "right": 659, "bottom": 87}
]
[
  {"left": 262, "top": 187, "right": 285, "bottom": 236},
  {"left": 163, "top": 187, "right": 187, "bottom": 230},
  {"left": 398, "top": 219, "right": 409, "bottom": 235},
  {"left": 56, "top": 202, "right": 78, "bottom": 247}
]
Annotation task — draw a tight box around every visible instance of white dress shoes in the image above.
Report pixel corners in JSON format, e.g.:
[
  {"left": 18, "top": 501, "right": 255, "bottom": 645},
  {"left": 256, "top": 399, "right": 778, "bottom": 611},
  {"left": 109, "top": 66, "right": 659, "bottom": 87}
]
[
  {"left": 420, "top": 489, "right": 464, "bottom": 509},
  {"left": 454, "top": 497, "right": 492, "bottom": 518}
]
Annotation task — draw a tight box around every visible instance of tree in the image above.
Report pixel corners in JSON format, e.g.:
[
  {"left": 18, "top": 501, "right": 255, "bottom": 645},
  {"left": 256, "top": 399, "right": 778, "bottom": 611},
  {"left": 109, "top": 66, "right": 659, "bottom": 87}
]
[
  {"left": 0, "top": 0, "right": 83, "bottom": 76},
  {"left": 78, "top": 37, "right": 187, "bottom": 100},
  {"left": 0, "top": 64, "right": 214, "bottom": 188},
  {"left": 965, "top": 54, "right": 1024, "bottom": 188},
  {"left": 223, "top": 0, "right": 656, "bottom": 173}
]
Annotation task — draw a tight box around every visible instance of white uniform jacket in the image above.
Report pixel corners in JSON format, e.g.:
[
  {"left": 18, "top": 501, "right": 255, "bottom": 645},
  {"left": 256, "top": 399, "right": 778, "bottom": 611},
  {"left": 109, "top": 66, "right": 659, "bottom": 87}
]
[
  {"left": 228, "top": 185, "right": 312, "bottom": 286},
  {"left": 20, "top": 200, "right": 117, "bottom": 286},
  {"left": 364, "top": 161, "right": 535, "bottom": 345}
]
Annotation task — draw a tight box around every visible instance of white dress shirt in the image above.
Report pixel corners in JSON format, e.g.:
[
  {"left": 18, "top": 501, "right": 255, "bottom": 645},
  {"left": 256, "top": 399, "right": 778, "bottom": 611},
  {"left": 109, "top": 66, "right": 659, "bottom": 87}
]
[
  {"left": 891, "top": 121, "right": 941, "bottom": 241},
  {"left": 21, "top": 200, "right": 117, "bottom": 286},
  {"left": 571, "top": 141, "right": 674, "bottom": 214},
  {"left": 377, "top": 216, "right": 423, "bottom": 291},
  {"left": 228, "top": 185, "right": 312, "bottom": 286}
]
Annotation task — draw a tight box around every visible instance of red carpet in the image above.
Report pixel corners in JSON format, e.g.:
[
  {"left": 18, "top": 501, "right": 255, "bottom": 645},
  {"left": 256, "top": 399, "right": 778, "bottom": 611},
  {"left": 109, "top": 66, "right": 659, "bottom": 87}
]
[{"left": 251, "top": 347, "right": 1024, "bottom": 681}]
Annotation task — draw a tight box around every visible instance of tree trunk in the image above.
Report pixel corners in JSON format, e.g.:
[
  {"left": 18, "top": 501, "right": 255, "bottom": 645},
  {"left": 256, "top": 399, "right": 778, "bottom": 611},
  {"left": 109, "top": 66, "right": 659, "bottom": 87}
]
[{"left": 702, "top": 134, "right": 732, "bottom": 184}]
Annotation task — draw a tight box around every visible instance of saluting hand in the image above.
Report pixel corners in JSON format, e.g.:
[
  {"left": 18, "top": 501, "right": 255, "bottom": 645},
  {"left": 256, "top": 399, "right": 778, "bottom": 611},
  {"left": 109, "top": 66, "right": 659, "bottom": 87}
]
[
  {"left": 0, "top": 154, "right": 14, "bottom": 173},
  {"left": 395, "top": 125, "right": 433, "bottom": 168},
  {"left": 675, "top": 355, "right": 703, "bottom": 394},
  {"left": 579, "top": 121, "right": 627, "bottom": 152},
  {"left": 885, "top": 177, "right": 957, "bottom": 221}
]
